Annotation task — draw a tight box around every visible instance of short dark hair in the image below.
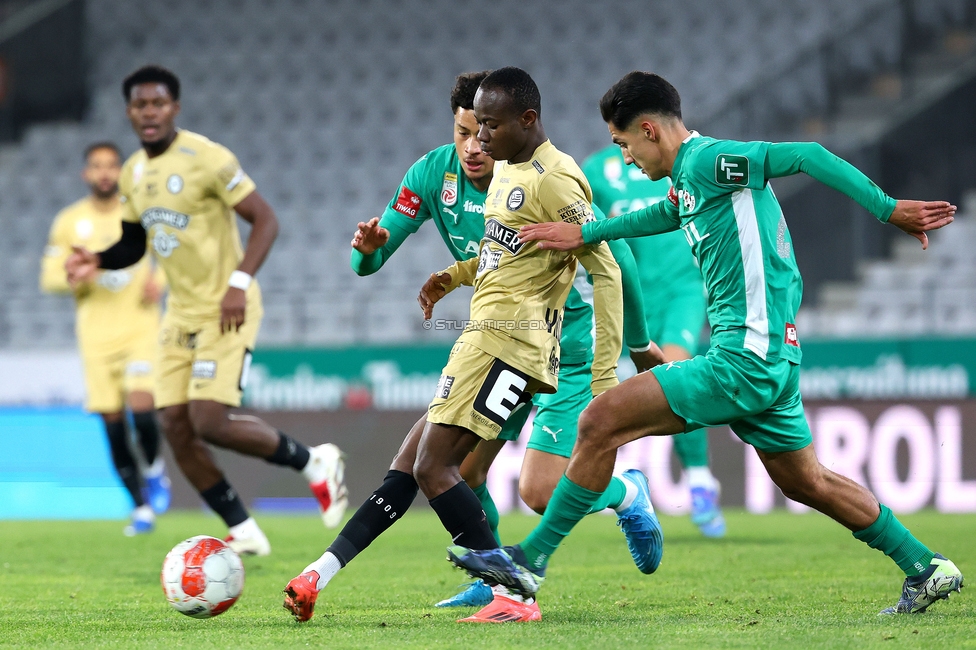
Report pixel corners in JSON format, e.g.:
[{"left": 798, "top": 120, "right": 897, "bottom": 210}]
[
  {"left": 479, "top": 66, "right": 541, "bottom": 116},
  {"left": 599, "top": 72, "right": 682, "bottom": 129},
  {"left": 122, "top": 65, "right": 181, "bottom": 101},
  {"left": 84, "top": 141, "right": 122, "bottom": 163},
  {"left": 450, "top": 70, "right": 491, "bottom": 113}
]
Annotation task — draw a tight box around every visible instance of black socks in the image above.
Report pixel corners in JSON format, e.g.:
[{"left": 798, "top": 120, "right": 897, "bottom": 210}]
[
  {"left": 265, "top": 431, "right": 311, "bottom": 471},
  {"left": 200, "top": 478, "right": 249, "bottom": 527},
  {"left": 327, "top": 469, "right": 419, "bottom": 566},
  {"left": 429, "top": 481, "right": 498, "bottom": 551},
  {"left": 131, "top": 410, "right": 160, "bottom": 465},
  {"left": 103, "top": 419, "right": 145, "bottom": 507}
]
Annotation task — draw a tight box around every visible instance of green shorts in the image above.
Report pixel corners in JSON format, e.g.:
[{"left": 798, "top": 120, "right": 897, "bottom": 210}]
[
  {"left": 497, "top": 393, "right": 533, "bottom": 442},
  {"left": 651, "top": 346, "right": 812, "bottom": 454},
  {"left": 645, "top": 285, "right": 706, "bottom": 354}
]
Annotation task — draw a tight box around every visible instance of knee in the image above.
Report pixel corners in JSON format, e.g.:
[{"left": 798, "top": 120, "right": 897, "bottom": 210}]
[
  {"left": 518, "top": 480, "right": 551, "bottom": 515},
  {"left": 412, "top": 454, "right": 438, "bottom": 495},
  {"left": 188, "top": 408, "right": 228, "bottom": 446},
  {"left": 576, "top": 404, "right": 609, "bottom": 449}
]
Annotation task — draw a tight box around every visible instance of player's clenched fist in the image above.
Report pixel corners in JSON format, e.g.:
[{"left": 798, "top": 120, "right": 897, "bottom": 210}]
[
  {"left": 65, "top": 246, "right": 100, "bottom": 287},
  {"left": 418, "top": 271, "right": 452, "bottom": 320},
  {"left": 351, "top": 217, "right": 390, "bottom": 255}
]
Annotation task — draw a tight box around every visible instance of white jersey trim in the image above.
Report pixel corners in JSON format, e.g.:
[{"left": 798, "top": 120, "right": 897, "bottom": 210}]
[{"left": 731, "top": 189, "right": 770, "bottom": 360}]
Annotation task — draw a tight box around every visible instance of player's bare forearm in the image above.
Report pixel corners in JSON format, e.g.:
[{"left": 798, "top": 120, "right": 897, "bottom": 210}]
[
  {"left": 233, "top": 191, "right": 279, "bottom": 276},
  {"left": 887, "top": 199, "right": 956, "bottom": 250},
  {"left": 519, "top": 222, "right": 583, "bottom": 250}
]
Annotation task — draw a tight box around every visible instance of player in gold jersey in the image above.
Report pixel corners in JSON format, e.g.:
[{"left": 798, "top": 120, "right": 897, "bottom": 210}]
[
  {"left": 66, "top": 66, "right": 347, "bottom": 556},
  {"left": 42, "top": 141, "right": 171, "bottom": 536}
]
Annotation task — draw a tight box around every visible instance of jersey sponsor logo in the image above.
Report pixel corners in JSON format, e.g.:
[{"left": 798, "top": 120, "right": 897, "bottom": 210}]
[
  {"left": 667, "top": 185, "right": 679, "bottom": 206},
  {"left": 476, "top": 246, "right": 502, "bottom": 277},
  {"left": 484, "top": 218, "right": 523, "bottom": 255},
  {"left": 192, "top": 359, "right": 217, "bottom": 379},
  {"left": 547, "top": 347, "right": 559, "bottom": 378},
  {"left": 140, "top": 207, "right": 190, "bottom": 230},
  {"left": 532, "top": 160, "right": 545, "bottom": 174},
  {"left": 436, "top": 374, "right": 455, "bottom": 399},
  {"left": 544, "top": 307, "right": 562, "bottom": 339},
  {"left": 394, "top": 186, "right": 422, "bottom": 218},
  {"left": 440, "top": 172, "right": 458, "bottom": 207},
  {"left": 785, "top": 322, "right": 800, "bottom": 347},
  {"left": 557, "top": 200, "right": 593, "bottom": 226},
  {"left": 166, "top": 174, "right": 183, "bottom": 194},
  {"left": 463, "top": 199, "right": 484, "bottom": 214},
  {"left": 449, "top": 233, "right": 481, "bottom": 256},
  {"left": 96, "top": 269, "right": 132, "bottom": 292},
  {"left": 151, "top": 227, "right": 181, "bottom": 258},
  {"left": 776, "top": 215, "right": 792, "bottom": 259},
  {"left": 473, "top": 359, "right": 531, "bottom": 426},
  {"left": 506, "top": 187, "right": 525, "bottom": 211},
  {"left": 715, "top": 154, "right": 749, "bottom": 186},
  {"left": 126, "top": 360, "right": 152, "bottom": 376},
  {"left": 132, "top": 162, "right": 145, "bottom": 184}
]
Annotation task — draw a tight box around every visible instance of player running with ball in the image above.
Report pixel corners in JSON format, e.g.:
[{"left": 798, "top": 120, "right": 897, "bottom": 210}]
[
  {"left": 285, "top": 67, "right": 663, "bottom": 623},
  {"left": 450, "top": 71, "right": 964, "bottom": 616}
]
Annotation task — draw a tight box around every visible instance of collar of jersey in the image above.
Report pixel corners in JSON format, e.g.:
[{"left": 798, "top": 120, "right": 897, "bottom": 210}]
[{"left": 672, "top": 131, "right": 702, "bottom": 179}]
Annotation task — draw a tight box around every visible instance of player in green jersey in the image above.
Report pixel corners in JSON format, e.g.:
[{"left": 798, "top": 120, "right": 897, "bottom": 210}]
[
  {"left": 284, "top": 72, "right": 664, "bottom": 623},
  {"left": 583, "top": 145, "right": 725, "bottom": 538},
  {"left": 450, "top": 71, "right": 963, "bottom": 616}
]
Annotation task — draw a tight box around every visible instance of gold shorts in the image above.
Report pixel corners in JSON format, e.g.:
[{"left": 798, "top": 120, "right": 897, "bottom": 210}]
[
  {"left": 155, "top": 303, "right": 262, "bottom": 409},
  {"left": 427, "top": 341, "right": 542, "bottom": 440},
  {"left": 82, "top": 331, "right": 157, "bottom": 414}
]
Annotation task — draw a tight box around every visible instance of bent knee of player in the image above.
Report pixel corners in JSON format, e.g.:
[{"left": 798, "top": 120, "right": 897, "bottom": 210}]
[
  {"left": 188, "top": 408, "right": 230, "bottom": 447},
  {"left": 576, "top": 404, "right": 616, "bottom": 451},
  {"left": 518, "top": 479, "right": 552, "bottom": 515}
]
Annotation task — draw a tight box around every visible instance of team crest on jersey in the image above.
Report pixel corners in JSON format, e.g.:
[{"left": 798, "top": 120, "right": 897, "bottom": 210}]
[
  {"left": 506, "top": 187, "right": 525, "bottom": 211},
  {"left": 152, "top": 227, "right": 181, "bottom": 258},
  {"left": 440, "top": 172, "right": 458, "bottom": 207},
  {"left": 97, "top": 269, "right": 132, "bottom": 292},
  {"left": 677, "top": 188, "right": 696, "bottom": 212},
  {"left": 484, "top": 218, "right": 523, "bottom": 255},
  {"left": 167, "top": 174, "right": 183, "bottom": 194}
]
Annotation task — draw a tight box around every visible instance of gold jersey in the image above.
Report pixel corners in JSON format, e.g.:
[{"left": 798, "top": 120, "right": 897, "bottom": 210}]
[
  {"left": 441, "top": 140, "right": 623, "bottom": 394},
  {"left": 119, "top": 130, "right": 259, "bottom": 320},
  {"left": 41, "top": 196, "right": 162, "bottom": 356}
]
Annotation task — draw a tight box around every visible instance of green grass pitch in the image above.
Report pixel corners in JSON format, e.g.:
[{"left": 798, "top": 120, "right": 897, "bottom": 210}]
[{"left": 0, "top": 510, "right": 972, "bottom": 649}]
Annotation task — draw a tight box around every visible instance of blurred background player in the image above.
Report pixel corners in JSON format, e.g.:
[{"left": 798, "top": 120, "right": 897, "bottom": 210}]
[
  {"left": 284, "top": 67, "right": 660, "bottom": 624},
  {"left": 65, "top": 65, "right": 347, "bottom": 556},
  {"left": 40, "top": 141, "right": 171, "bottom": 536},
  {"left": 583, "top": 145, "right": 726, "bottom": 537}
]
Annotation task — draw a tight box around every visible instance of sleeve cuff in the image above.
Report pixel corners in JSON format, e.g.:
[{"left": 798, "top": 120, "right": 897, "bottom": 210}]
[
  {"left": 877, "top": 196, "right": 897, "bottom": 223},
  {"left": 590, "top": 375, "right": 619, "bottom": 396},
  {"left": 581, "top": 221, "right": 598, "bottom": 245},
  {"left": 628, "top": 343, "right": 652, "bottom": 353}
]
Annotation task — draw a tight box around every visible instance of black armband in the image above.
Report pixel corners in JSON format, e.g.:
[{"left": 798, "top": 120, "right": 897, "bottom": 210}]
[{"left": 99, "top": 221, "right": 148, "bottom": 269}]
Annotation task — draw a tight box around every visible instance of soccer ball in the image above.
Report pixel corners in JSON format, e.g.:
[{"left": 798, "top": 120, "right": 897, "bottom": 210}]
[{"left": 161, "top": 535, "right": 245, "bottom": 618}]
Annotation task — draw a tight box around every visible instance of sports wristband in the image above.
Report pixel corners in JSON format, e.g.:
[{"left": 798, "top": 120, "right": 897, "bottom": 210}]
[
  {"left": 228, "top": 270, "right": 252, "bottom": 290},
  {"left": 628, "top": 343, "right": 652, "bottom": 353}
]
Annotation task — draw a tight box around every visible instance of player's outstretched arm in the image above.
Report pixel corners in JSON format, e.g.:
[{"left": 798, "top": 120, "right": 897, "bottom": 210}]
[
  {"left": 226, "top": 190, "right": 279, "bottom": 332},
  {"left": 350, "top": 216, "right": 413, "bottom": 276},
  {"left": 66, "top": 221, "right": 148, "bottom": 287},
  {"left": 520, "top": 199, "right": 680, "bottom": 250},
  {"left": 764, "top": 142, "right": 956, "bottom": 249}
]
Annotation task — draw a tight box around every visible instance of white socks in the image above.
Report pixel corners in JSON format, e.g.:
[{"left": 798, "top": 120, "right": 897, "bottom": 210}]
[
  {"left": 686, "top": 467, "right": 718, "bottom": 491},
  {"left": 614, "top": 475, "right": 640, "bottom": 514},
  {"left": 132, "top": 504, "right": 154, "bottom": 522},
  {"left": 492, "top": 584, "right": 534, "bottom": 605},
  {"left": 229, "top": 516, "right": 261, "bottom": 539},
  {"left": 304, "top": 551, "right": 343, "bottom": 590},
  {"left": 144, "top": 457, "right": 165, "bottom": 479}
]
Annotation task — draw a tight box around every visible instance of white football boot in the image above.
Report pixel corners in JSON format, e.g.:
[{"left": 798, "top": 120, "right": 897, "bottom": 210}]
[
  {"left": 224, "top": 517, "right": 271, "bottom": 556},
  {"left": 303, "top": 443, "right": 348, "bottom": 528}
]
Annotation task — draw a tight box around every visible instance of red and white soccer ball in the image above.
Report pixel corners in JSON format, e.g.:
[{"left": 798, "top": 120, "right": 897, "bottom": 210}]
[{"left": 161, "top": 535, "right": 245, "bottom": 618}]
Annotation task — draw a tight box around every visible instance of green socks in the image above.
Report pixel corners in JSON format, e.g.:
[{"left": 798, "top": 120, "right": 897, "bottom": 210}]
[
  {"left": 587, "top": 476, "right": 627, "bottom": 513},
  {"left": 471, "top": 481, "right": 501, "bottom": 545},
  {"left": 521, "top": 475, "right": 602, "bottom": 570},
  {"left": 853, "top": 504, "right": 935, "bottom": 576},
  {"left": 672, "top": 429, "right": 709, "bottom": 469}
]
